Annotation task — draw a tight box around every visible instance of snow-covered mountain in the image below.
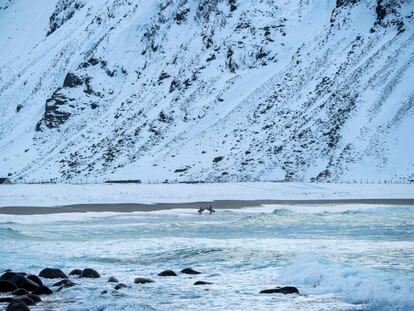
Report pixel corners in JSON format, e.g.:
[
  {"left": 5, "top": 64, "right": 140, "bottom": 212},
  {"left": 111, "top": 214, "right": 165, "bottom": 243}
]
[{"left": 0, "top": 0, "right": 413, "bottom": 183}]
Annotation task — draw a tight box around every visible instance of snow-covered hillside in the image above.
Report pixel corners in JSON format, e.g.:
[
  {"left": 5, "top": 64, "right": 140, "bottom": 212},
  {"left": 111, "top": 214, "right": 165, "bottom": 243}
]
[{"left": 0, "top": 0, "right": 413, "bottom": 182}]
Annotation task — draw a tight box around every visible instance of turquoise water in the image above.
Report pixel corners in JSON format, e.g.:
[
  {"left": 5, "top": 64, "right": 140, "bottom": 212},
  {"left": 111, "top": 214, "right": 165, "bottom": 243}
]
[{"left": 0, "top": 205, "right": 413, "bottom": 310}]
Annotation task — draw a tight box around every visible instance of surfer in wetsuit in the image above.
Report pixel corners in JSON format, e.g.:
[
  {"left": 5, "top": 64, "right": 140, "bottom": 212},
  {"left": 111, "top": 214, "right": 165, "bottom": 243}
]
[
  {"left": 207, "top": 205, "right": 215, "bottom": 214},
  {"left": 198, "top": 207, "right": 205, "bottom": 215}
]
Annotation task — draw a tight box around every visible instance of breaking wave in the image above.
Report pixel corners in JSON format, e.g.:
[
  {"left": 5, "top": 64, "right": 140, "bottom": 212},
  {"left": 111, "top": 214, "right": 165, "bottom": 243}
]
[{"left": 278, "top": 255, "right": 414, "bottom": 311}]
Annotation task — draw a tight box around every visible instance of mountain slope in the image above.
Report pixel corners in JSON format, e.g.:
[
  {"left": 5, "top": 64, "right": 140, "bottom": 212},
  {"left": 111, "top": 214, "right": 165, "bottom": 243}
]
[{"left": 0, "top": 0, "right": 413, "bottom": 182}]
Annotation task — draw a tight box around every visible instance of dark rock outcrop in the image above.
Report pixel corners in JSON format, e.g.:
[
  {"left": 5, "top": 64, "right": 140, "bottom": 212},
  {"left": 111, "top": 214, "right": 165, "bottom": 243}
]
[
  {"left": 39, "top": 268, "right": 67, "bottom": 279},
  {"left": 0, "top": 280, "right": 17, "bottom": 292},
  {"left": 47, "top": 0, "right": 85, "bottom": 36},
  {"left": 181, "top": 268, "right": 201, "bottom": 275},
  {"left": 193, "top": 281, "right": 213, "bottom": 285},
  {"left": 158, "top": 270, "right": 177, "bottom": 277},
  {"left": 35, "top": 90, "right": 72, "bottom": 131},
  {"left": 63, "top": 73, "right": 83, "bottom": 88},
  {"left": 134, "top": 277, "right": 155, "bottom": 284},
  {"left": 80, "top": 268, "right": 100, "bottom": 278},
  {"left": 259, "top": 286, "right": 299, "bottom": 294}
]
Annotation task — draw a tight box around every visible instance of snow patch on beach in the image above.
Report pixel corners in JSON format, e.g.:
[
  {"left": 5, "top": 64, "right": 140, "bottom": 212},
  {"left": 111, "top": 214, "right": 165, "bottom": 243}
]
[{"left": 1, "top": 182, "right": 414, "bottom": 208}]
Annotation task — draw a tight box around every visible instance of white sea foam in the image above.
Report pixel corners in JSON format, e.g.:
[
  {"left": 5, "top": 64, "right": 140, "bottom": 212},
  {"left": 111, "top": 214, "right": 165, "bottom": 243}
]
[{"left": 1, "top": 204, "right": 413, "bottom": 310}]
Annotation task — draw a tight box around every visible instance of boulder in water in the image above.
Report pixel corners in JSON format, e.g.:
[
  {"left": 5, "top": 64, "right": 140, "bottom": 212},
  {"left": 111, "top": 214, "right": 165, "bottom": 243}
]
[
  {"left": 158, "top": 270, "right": 177, "bottom": 277},
  {"left": 6, "top": 300, "right": 30, "bottom": 311},
  {"left": 1, "top": 272, "right": 20, "bottom": 281},
  {"left": 32, "top": 285, "right": 53, "bottom": 295},
  {"left": 193, "top": 281, "right": 213, "bottom": 285},
  {"left": 12, "top": 288, "right": 29, "bottom": 296},
  {"left": 181, "top": 268, "right": 201, "bottom": 275},
  {"left": 114, "top": 283, "right": 127, "bottom": 290},
  {"left": 52, "top": 279, "right": 75, "bottom": 288},
  {"left": 1, "top": 273, "right": 39, "bottom": 292},
  {"left": 0, "top": 280, "right": 17, "bottom": 292},
  {"left": 259, "top": 286, "right": 299, "bottom": 295},
  {"left": 69, "top": 269, "right": 82, "bottom": 276},
  {"left": 0, "top": 297, "right": 13, "bottom": 303},
  {"left": 134, "top": 277, "right": 155, "bottom": 284},
  {"left": 26, "top": 294, "right": 41, "bottom": 303},
  {"left": 80, "top": 268, "right": 100, "bottom": 278},
  {"left": 26, "top": 275, "right": 42, "bottom": 287},
  {"left": 39, "top": 268, "right": 67, "bottom": 279},
  {"left": 15, "top": 278, "right": 38, "bottom": 292},
  {"left": 11, "top": 295, "right": 36, "bottom": 306},
  {"left": 107, "top": 276, "right": 118, "bottom": 283}
]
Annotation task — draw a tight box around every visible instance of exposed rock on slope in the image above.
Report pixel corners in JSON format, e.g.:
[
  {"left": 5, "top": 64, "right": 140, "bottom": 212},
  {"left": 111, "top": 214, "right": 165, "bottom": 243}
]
[{"left": 0, "top": 0, "right": 413, "bottom": 182}]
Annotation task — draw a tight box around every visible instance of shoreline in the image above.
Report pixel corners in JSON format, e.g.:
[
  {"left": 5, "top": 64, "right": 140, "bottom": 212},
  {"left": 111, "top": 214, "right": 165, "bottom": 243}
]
[{"left": 0, "top": 198, "right": 413, "bottom": 215}]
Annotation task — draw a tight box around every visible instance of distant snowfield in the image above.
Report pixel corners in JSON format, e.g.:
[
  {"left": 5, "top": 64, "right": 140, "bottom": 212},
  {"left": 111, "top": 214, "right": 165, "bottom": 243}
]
[{"left": 0, "top": 182, "right": 413, "bottom": 207}]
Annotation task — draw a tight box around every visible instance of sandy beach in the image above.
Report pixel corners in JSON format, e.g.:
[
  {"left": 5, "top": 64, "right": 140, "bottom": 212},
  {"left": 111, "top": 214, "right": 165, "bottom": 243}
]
[{"left": 1, "top": 198, "right": 414, "bottom": 215}]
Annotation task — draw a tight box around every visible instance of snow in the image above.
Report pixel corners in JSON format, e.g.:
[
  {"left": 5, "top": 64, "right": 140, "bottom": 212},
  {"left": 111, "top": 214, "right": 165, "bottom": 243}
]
[
  {"left": 0, "top": 182, "right": 413, "bottom": 207},
  {"left": 0, "top": 0, "right": 413, "bottom": 183}
]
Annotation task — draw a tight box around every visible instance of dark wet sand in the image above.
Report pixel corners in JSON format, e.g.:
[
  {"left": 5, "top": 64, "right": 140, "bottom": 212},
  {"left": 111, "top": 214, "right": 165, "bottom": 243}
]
[{"left": 0, "top": 199, "right": 413, "bottom": 215}]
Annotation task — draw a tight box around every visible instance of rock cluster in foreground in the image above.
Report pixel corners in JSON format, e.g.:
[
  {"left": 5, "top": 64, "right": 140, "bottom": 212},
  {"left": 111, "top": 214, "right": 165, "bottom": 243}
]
[{"left": 0, "top": 267, "right": 299, "bottom": 310}]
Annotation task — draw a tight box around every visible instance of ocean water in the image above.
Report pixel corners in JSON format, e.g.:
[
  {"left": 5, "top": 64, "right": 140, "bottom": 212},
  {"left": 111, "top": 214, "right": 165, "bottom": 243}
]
[{"left": 0, "top": 204, "right": 413, "bottom": 311}]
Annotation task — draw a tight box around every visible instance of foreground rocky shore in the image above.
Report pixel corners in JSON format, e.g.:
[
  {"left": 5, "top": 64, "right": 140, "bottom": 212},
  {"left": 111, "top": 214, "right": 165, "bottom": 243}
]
[{"left": 0, "top": 267, "right": 299, "bottom": 310}]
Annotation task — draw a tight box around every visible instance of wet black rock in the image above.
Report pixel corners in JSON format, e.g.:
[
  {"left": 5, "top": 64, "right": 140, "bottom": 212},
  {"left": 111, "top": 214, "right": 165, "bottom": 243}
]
[
  {"left": 134, "top": 277, "right": 155, "bottom": 284},
  {"left": 16, "top": 279, "right": 38, "bottom": 292},
  {"left": 39, "top": 268, "right": 67, "bottom": 279},
  {"left": 26, "top": 275, "right": 42, "bottom": 287},
  {"left": 0, "top": 272, "right": 22, "bottom": 281},
  {"left": 6, "top": 300, "right": 30, "bottom": 311},
  {"left": 32, "top": 285, "right": 53, "bottom": 295},
  {"left": 52, "top": 279, "right": 75, "bottom": 288},
  {"left": 80, "top": 268, "right": 100, "bottom": 278},
  {"left": 181, "top": 268, "right": 201, "bottom": 275},
  {"left": 107, "top": 276, "right": 118, "bottom": 283},
  {"left": 26, "top": 294, "right": 41, "bottom": 303},
  {"left": 12, "top": 289, "right": 29, "bottom": 296},
  {"left": 2, "top": 275, "right": 38, "bottom": 292},
  {"left": 0, "top": 280, "right": 17, "bottom": 292},
  {"left": 69, "top": 269, "right": 82, "bottom": 276},
  {"left": 260, "top": 286, "right": 299, "bottom": 294},
  {"left": 11, "top": 295, "right": 36, "bottom": 306},
  {"left": 0, "top": 297, "right": 13, "bottom": 303},
  {"left": 114, "top": 283, "right": 127, "bottom": 290},
  {"left": 158, "top": 270, "right": 177, "bottom": 277},
  {"left": 193, "top": 281, "right": 213, "bottom": 285},
  {"left": 100, "top": 290, "right": 108, "bottom": 295}
]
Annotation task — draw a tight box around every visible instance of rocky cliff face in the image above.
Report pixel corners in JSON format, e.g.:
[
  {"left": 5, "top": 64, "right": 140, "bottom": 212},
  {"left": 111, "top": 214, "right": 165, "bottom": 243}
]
[{"left": 0, "top": 0, "right": 413, "bottom": 182}]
